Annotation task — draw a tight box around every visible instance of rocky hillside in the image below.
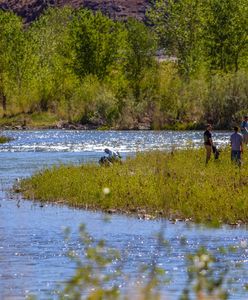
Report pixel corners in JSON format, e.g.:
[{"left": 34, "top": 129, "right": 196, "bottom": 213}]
[{"left": 0, "top": 0, "right": 149, "bottom": 23}]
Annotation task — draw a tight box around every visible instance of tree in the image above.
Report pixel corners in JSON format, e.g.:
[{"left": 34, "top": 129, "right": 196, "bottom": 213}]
[
  {"left": 27, "top": 7, "right": 75, "bottom": 112},
  {"left": 147, "top": 0, "right": 204, "bottom": 78},
  {"left": 124, "top": 18, "right": 158, "bottom": 101},
  {"left": 203, "top": 0, "right": 248, "bottom": 73},
  {"left": 0, "top": 11, "right": 24, "bottom": 114},
  {"left": 70, "top": 9, "right": 126, "bottom": 80}
]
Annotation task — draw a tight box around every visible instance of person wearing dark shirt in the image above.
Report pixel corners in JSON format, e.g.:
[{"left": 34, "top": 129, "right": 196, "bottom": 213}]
[{"left": 204, "top": 124, "right": 213, "bottom": 164}]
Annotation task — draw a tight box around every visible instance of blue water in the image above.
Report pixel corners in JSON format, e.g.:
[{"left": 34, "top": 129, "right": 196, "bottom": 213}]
[{"left": 0, "top": 130, "right": 248, "bottom": 299}]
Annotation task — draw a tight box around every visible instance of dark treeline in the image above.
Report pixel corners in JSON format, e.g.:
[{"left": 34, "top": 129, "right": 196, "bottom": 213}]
[{"left": 0, "top": 1, "right": 248, "bottom": 129}]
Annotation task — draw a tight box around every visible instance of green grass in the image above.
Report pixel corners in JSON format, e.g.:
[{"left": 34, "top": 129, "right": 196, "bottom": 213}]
[
  {"left": 0, "top": 112, "right": 60, "bottom": 128},
  {"left": 0, "top": 135, "right": 13, "bottom": 143},
  {"left": 20, "top": 147, "right": 248, "bottom": 224}
]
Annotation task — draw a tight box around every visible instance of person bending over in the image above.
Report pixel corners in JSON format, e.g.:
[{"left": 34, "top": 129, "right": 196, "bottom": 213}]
[{"left": 99, "top": 148, "right": 122, "bottom": 166}]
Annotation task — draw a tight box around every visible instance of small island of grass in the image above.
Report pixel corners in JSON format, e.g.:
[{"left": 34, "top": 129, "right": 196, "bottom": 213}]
[
  {"left": 0, "top": 135, "right": 13, "bottom": 143},
  {"left": 20, "top": 148, "right": 248, "bottom": 225}
]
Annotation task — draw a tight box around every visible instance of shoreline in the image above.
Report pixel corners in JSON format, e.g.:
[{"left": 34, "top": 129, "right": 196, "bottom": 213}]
[
  {"left": 0, "top": 120, "right": 228, "bottom": 131},
  {"left": 23, "top": 197, "right": 245, "bottom": 227},
  {"left": 0, "top": 112, "right": 217, "bottom": 131},
  {"left": 19, "top": 148, "right": 248, "bottom": 226},
  {"left": 0, "top": 122, "right": 192, "bottom": 131}
]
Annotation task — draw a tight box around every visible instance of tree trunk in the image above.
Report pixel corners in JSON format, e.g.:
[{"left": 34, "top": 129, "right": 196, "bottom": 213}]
[{"left": 0, "top": 90, "right": 7, "bottom": 112}]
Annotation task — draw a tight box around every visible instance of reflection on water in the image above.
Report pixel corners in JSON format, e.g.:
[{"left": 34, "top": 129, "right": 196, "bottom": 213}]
[
  {"left": 0, "top": 129, "right": 231, "bottom": 153},
  {"left": 0, "top": 130, "right": 247, "bottom": 300}
]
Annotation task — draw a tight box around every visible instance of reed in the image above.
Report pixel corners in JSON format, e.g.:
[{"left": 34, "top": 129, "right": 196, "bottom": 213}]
[{"left": 20, "top": 147, "right": 248, "bottom": 224}]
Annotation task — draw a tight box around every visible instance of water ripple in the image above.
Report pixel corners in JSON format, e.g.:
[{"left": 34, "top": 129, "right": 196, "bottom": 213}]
[
  {"left": 0, "top": 130, "right": 247, "bottom": 300},
  {"left": 0, "top": 130, "right": 231, "bottom": 153}
]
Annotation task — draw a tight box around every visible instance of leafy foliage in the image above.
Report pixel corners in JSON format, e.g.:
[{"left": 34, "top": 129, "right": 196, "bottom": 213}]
[
  {"left": 203, "top": 0, "right": 248, "bottom": 72},
  {"left": 148, "top": 0, "right": 204, "bottom": 77},
  {"left": 0, "top": 4, "right": 248, "bottom": 129},
  {"left": 0, "top": 11, "right": 24, "bottom": 114}
]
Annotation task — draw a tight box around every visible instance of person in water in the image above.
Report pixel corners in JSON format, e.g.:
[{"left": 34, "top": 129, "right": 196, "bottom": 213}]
[
  {"left": 230, "top": 126, "right": 243, "bottom": 166},
  {"left": 99, "top": 148, "right": 122, "bottom": 165},
  {"left": 203, "top": 124, "right": 213, "bottom": 164}
]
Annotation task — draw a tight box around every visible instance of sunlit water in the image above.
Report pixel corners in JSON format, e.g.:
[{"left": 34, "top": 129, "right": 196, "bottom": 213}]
[{"left": 0, "top": 130, "right": 248, "bottom": 300}]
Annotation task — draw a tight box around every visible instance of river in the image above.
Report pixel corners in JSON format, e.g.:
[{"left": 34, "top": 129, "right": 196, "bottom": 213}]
[{"left": 0, "top": 130, "right": 248, "bottom": 299}]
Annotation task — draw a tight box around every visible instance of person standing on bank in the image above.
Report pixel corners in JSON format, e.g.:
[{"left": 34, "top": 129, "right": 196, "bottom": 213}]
[
  {"left": 204, "top": 124, "right": 213, "bottom": 164},
  {"left": 230, "top": 126, "right": 243, "bottom": 166},
  {"left": 241, "top": 115, "right": 248, "bottom": 145}
]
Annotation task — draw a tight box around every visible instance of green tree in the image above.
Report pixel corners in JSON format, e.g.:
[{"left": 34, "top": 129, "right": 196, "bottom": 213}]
[
  {"left": 27, "top": 7, "right": 75, "bottom": 112},
  {"left": 70, "top": 9, "right": 126, "bottom": 80},
  {"left": 147, "top": 0, "right": 204, "bottom": 78},
  {"left": 0, "top": 11, "right": 24, "bottom": 114},
  {"left": 203, "top": 0, "right": 248, "bottom": 72},
  {"left": 124, "top": 18, "right": 158, "bottom": 101}
]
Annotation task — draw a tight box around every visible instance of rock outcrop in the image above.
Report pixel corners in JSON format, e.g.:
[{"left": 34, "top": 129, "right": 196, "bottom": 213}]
[{"left": 0, "top": 0, "right": 149, "bottom": 23}]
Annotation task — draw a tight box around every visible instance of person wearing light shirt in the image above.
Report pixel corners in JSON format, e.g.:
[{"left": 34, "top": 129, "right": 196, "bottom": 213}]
[{"left": 230, "top": 126, "right": 243, "bottom": 166}]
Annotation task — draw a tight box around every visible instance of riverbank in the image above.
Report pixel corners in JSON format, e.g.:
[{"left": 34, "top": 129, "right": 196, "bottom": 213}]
[
  {"left": 0, "top": 112, "right": 204, "bottom": 131},
  {"left": 19, "top": 147, "right": 248, "bottom": 225},
  {"left": 0, "top": 113, "right": 148, "bottom": 130}
]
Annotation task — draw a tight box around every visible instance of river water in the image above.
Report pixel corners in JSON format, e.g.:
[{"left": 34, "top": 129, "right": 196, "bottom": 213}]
[{"left": 0, "top": 130, "right": 248, "bottom": 300}]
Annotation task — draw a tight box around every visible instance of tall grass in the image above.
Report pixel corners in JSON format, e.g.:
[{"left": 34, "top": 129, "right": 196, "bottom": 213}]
[{"left": 20, "top": 148, "right": 248, "bottom": 224}]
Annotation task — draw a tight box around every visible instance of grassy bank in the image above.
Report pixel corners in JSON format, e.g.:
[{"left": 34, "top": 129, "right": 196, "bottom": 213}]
[
  {"left": 0, "top": 112, "right": 204, "bottom": 131},
  {"left": 0, "top": 112, "right": 60, "bottom": 129},
  {"left": 20, "top": 148, "right": 248, "bottom": 225},
  {"left": 0, "top": 112, "right": 199, "bottom": 130}
]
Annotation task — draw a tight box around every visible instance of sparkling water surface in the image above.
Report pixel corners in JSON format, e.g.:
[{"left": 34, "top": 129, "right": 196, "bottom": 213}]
[{"left": 0, "top": 130, "right": 248, "bottom": 300}]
